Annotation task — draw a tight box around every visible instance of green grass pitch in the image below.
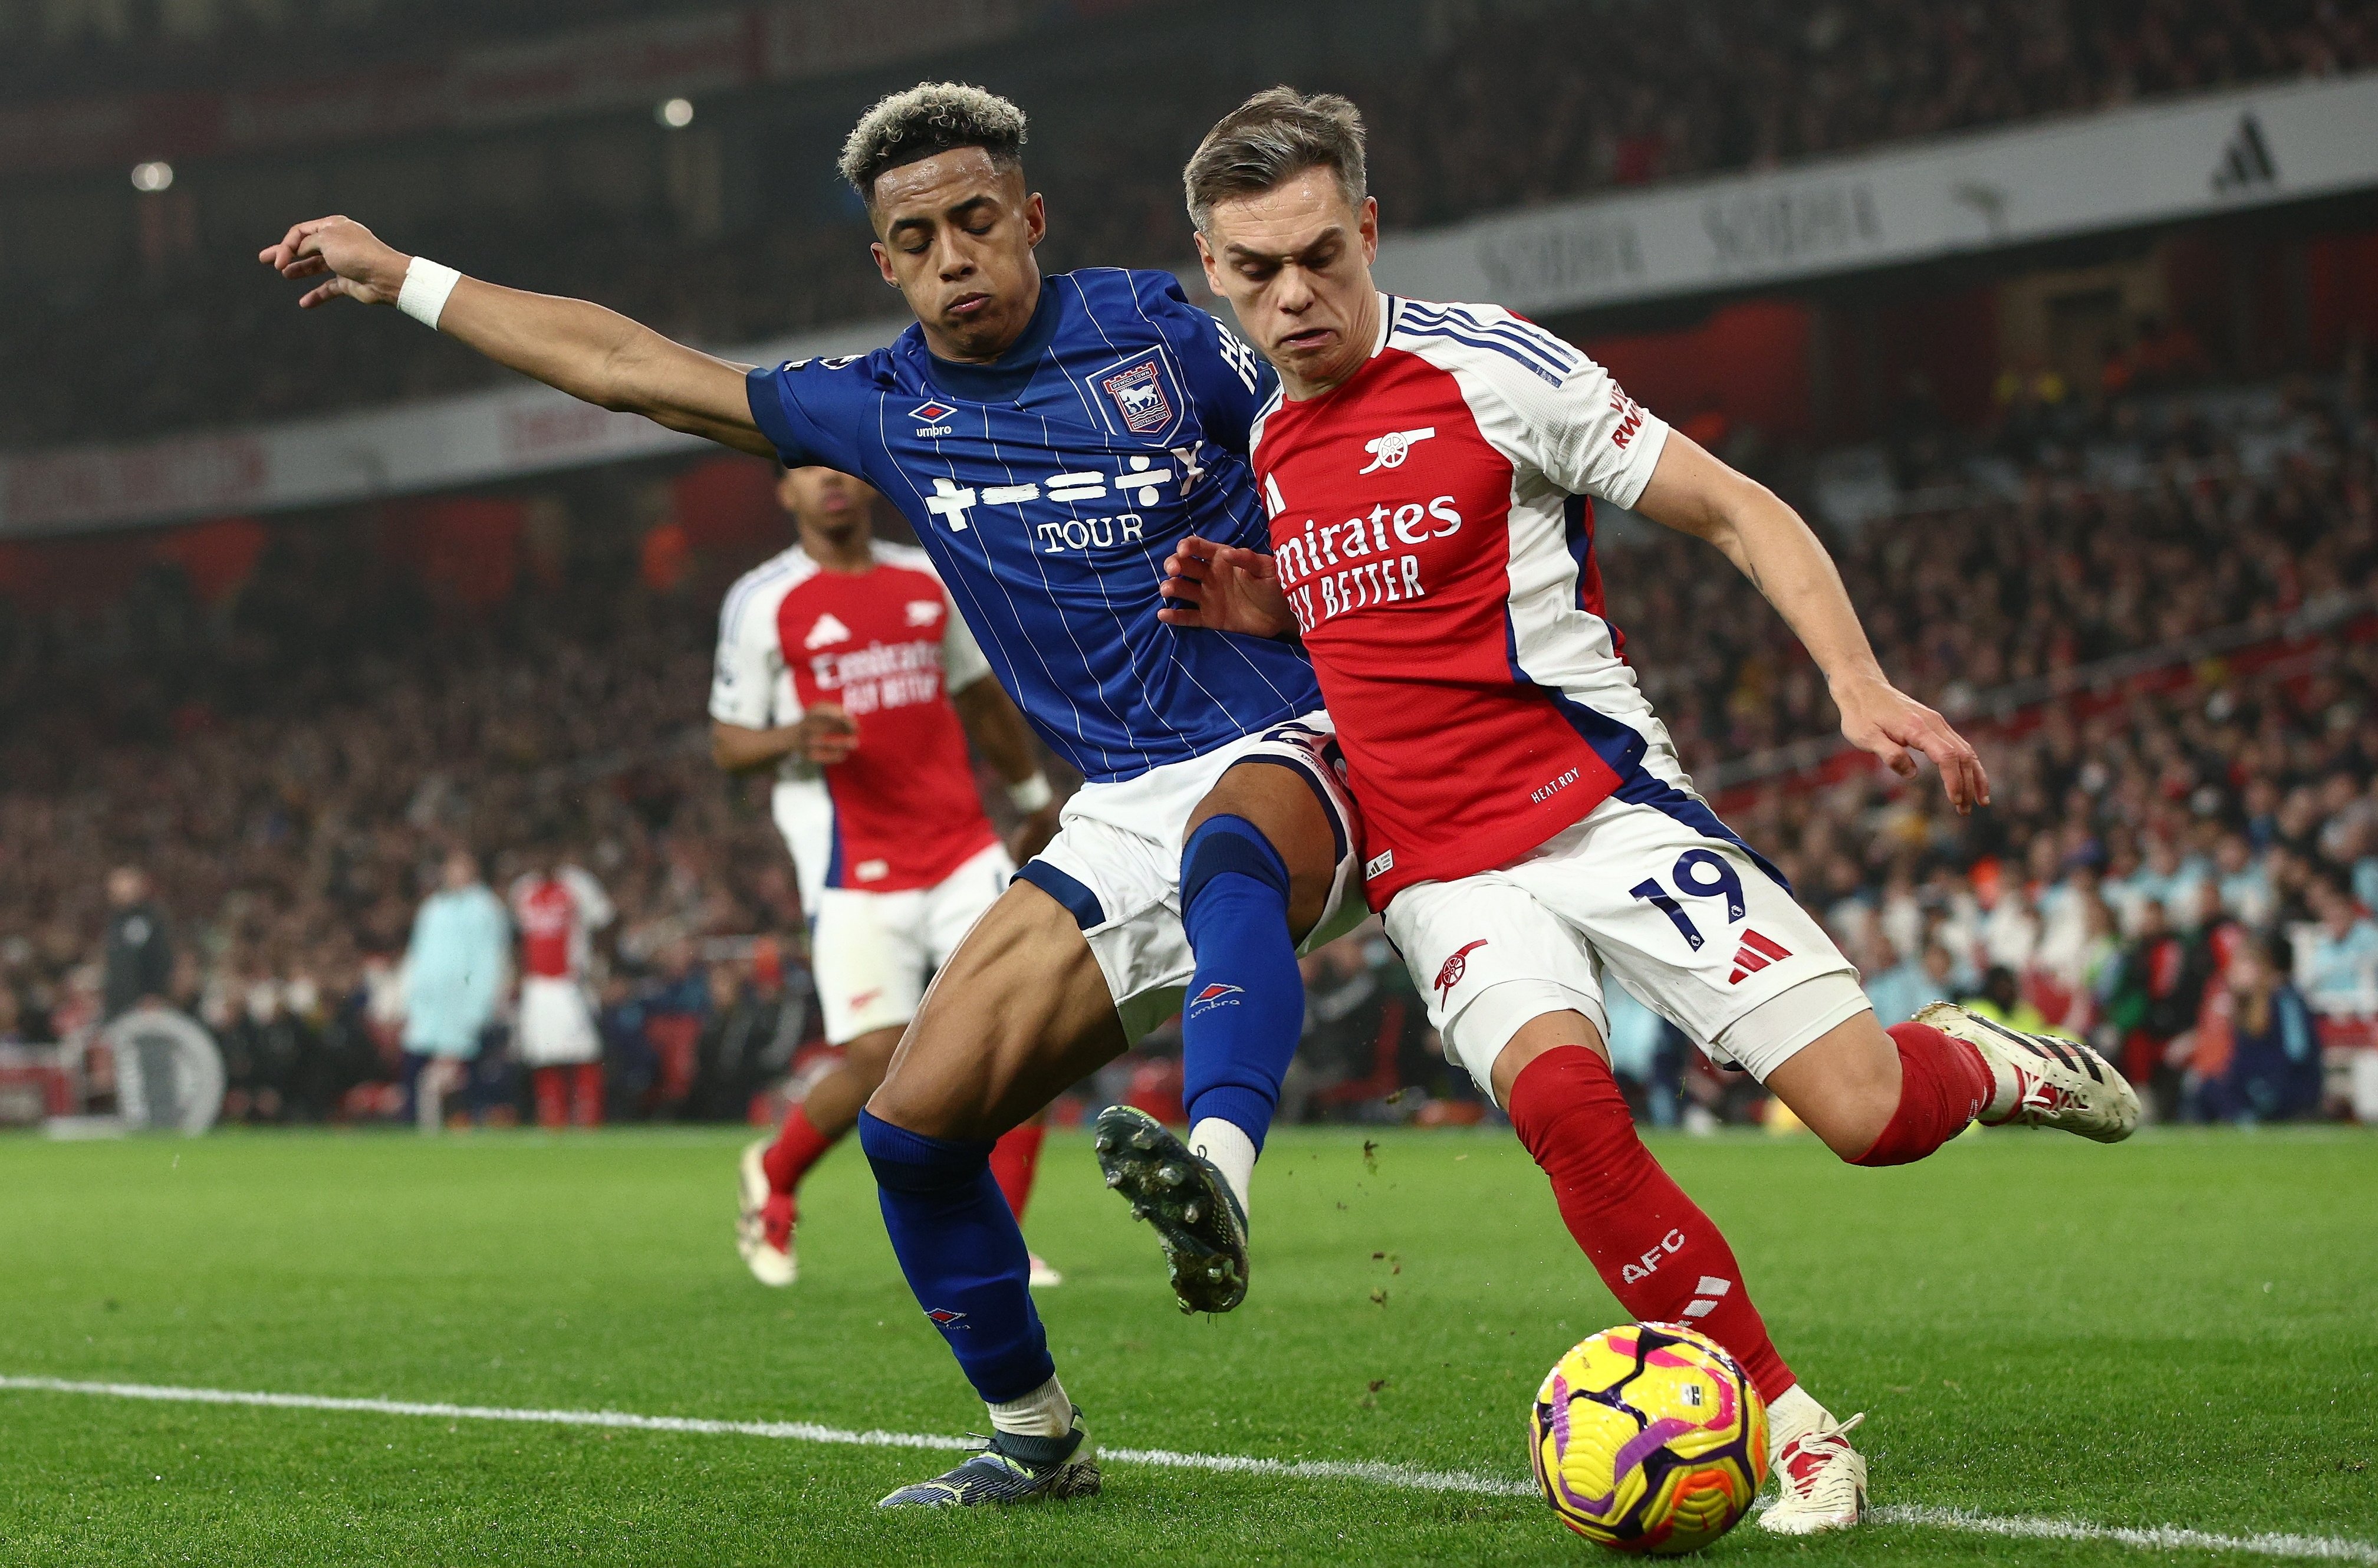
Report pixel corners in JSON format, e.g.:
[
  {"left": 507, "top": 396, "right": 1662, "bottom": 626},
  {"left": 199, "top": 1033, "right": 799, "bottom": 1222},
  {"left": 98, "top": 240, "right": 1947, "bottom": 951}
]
[{"left": 2, "top": 1123, "right": 2373, "bottom": 1566}]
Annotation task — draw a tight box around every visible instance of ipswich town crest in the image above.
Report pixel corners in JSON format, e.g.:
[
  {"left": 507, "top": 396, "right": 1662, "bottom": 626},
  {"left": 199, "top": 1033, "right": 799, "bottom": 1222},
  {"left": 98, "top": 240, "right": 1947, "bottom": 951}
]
[{"left": 1101, "top": 359, "right": 1173, "bottom": 433}]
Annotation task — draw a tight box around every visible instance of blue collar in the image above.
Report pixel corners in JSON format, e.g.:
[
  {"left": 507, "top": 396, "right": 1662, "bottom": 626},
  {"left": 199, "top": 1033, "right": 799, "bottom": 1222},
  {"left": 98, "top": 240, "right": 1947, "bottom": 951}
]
[{"left": 908, "top": 275, "right": 1066, "bottom": 405}]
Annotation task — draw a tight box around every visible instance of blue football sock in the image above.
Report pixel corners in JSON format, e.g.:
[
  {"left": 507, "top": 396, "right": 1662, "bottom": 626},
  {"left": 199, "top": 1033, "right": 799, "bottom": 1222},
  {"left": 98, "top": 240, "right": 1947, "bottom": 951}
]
[
  {"left": 1179, "top": 813, "right": 1305, "bottom": 1156},
  {"left": 859, "top": 1110, "right": 1054, "bottom": 1404}
]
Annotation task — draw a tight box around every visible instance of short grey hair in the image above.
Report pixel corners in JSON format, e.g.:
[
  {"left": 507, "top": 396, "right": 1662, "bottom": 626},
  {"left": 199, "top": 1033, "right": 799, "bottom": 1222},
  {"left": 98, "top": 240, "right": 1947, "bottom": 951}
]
[
  {"left": 838, "top": 82, "right": 1027, "bottom": 203},
  {"left": 1183, "top": 86, "right": 1367, "bottom": 234}
]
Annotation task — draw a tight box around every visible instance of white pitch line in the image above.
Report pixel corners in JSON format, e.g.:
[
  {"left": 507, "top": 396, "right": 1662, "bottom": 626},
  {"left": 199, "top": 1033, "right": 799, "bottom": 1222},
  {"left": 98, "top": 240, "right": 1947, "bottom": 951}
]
[
  {"left": 7, "top": 1375, "right": 2375, "bottom": 1562},
  {"left": 1871, "top": 1506, "right": 2378, "bottom": 1565},
  {"left": 0, "top": 1376, "right": 1527, "bottom": 1497}
]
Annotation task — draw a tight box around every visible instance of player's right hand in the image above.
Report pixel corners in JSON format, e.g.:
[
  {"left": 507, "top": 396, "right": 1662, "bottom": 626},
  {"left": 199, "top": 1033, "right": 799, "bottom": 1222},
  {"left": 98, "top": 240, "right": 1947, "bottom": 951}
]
[
  {"left": 1159, "top": 534, "right": 1295, "bottom": 639},
  {"left": 258, "top": 216, "right": 412, "bottom": 308},
  {"left": 792, "top": 705, "right": 859, "bottom": 765}
]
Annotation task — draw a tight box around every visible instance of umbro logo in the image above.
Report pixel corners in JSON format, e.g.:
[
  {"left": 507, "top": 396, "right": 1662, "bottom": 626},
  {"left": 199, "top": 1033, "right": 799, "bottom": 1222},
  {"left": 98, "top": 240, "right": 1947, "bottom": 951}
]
[
  {"left": 1358, "top": 426, "right": 1435, "bottom": 474},
  {"left": 925, "top": 1307, "right": 968, "bottom": 1328},
  {"left": 1188, "top": 982, "right": 1244, "bottom": 1015},
  {"left": 909, "top": 399, "right": 958, "bottom": 424},
  {"left": 1726, "top": 929, "right": 1792, "bottom": 985},
  {"left": 803, "top": 613, "right": 851, "bottom": 650}
]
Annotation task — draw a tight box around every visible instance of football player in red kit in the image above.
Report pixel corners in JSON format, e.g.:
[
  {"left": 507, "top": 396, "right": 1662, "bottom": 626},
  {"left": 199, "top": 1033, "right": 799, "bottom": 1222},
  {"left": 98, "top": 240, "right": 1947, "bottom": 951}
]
[
  {"left": 715, "top": 465, "right": 1065, "bottom": 1287},
  {"left": 1159, "top": 90, "right": 2141, "bottom": 1536},
  {"left": 509, "top": 844, "right": 616, "bottom": 1127}
]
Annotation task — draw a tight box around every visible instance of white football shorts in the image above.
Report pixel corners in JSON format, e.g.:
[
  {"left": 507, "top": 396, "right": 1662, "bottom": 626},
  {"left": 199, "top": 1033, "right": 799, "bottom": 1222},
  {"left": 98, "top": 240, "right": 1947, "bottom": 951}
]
[
  {"left": 1383, "top": 748, "right": 1867, "bottom": 1103},
  {"left": 810, "top": 839, "right": 1015, "bottom": 1045},
  {"left": 1019, "top": 713, "right": 1367, "bottom": 1041},
  {"left": 517, "top": 975, "right": 601, "bottom": 1067}
]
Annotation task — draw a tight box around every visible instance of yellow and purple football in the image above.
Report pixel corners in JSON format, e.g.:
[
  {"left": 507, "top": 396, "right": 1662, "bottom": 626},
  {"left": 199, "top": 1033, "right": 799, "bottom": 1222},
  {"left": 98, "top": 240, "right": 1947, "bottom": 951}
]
[{"left": 1528, "top": 1322, "right": 1768, "bottom": 1554}]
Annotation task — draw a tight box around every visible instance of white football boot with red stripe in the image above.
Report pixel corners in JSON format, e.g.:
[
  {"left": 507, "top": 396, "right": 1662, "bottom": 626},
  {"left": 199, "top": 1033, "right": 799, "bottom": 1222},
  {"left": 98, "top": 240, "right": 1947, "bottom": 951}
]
[
  {"left": 735, "top": 1139, "right": 797, "bottom": 1287},
  {"left": 1761, "top": 1411, "right": 1868, "bottom": 1535},
  {"left": 1915, "top": 1002, "right": 2140, "bottom": 1142}
]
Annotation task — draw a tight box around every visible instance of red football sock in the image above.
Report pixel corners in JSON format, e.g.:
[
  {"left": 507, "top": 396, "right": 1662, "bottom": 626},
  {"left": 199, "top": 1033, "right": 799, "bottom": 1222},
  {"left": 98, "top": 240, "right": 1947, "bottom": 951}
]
[
  {"left": 532, "top": 1067, "right": 567, "bottom": 1129},
  {"left": 988, "top": 1120, "right": 1046, "bottom": 1222},
  {"left": 570, "top": 1061, "right": 604, "bottom": 1127},
  {"left": 1851, "top": 1021, "right": 1992, "bottom": 1167},
  {"left": 1508, "top": 1046, "right": 1795, "bottom": 1404},
  {"left": 762, "top": 1104, "right": 838, "bottom": 1197}
]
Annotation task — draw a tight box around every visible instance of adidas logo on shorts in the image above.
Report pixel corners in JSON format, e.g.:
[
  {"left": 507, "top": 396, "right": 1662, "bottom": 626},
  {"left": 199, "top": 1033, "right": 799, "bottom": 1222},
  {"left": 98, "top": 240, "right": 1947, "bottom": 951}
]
[{"left": 1726, "top": 929, "right": 1791, "bottom": 985}]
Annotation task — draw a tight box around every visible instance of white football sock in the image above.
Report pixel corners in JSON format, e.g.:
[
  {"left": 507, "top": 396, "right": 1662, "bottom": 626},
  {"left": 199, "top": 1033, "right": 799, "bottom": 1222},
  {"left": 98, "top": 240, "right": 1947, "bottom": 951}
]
[
  {"left": 986, "top": 1373, "right": 1073, "bottom": 1440},
  {"left": 1188, "top": 1116, "right": 1257, "bottom": 1217},
  {"left": 1765, "top": 1383, "right": 1834, "bottom": 1455}
]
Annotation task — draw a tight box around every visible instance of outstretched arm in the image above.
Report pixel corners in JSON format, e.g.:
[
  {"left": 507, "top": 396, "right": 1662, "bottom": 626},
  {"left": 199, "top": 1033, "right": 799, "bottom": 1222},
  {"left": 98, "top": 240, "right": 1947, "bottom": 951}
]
[
  {"left": 259, "top": 216, "right": 773, "bottom": 457},
  {"left": 1632, "top": 431, "right": 1990, "bottom": 814}
]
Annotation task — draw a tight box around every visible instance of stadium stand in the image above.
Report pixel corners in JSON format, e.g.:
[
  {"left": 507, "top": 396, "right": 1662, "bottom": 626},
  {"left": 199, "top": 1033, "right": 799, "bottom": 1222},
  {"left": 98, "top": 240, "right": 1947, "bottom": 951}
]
[
  {"left": 3, "top": 349, "right": 2370, "bottom": 1125},
  {"left": 6, "top": 0, "right": 2377, "bottom": 1129},
  {"left": 2, "top": 0, "right": 2370, "bottom": 445}
]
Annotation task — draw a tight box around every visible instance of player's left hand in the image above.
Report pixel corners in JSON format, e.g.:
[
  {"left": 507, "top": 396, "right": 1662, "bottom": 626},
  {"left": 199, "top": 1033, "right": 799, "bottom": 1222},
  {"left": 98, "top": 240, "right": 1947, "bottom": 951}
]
[
  {"left": 1159, "top": 534, "right": 1295, "bottom": 639},
  {"left": 1831, "top": 673, "right": 1990, "bottom": 814},
  {"left": 1008, "top": 801, "right": 1064, "bottom": 863}
]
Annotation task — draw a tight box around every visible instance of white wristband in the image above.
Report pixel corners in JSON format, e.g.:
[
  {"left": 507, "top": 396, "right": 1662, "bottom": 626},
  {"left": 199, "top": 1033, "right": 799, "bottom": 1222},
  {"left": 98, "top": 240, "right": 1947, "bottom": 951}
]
[
  {"left": 396, "top": 257, "right": 462, "bottom": 330},
  {"left": 1007, "top": 773, "right": 1054, "bottom": 813}
]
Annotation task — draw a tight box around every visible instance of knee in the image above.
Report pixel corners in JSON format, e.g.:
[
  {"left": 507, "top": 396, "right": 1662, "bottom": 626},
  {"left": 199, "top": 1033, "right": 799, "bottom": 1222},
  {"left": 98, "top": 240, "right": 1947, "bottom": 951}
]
[
  {"left": 1181, "top": 814, "right": 1292, "bottom": 915},
  {"left": 841, "top": 1028, "right": 902, "bottom": 1097},
  {"left": 864, "top": 1021, "right": 997, "bottom": 1142},
  {"left": 1765, "top": 1011, "right": 1903, "bottom": 1161},
  {"left": 1814, "top": 1052, "right": 1901, "bottom": 1162},
  {"left": 1501, "top": 1035, "right": 1633, "bottom": 1162},
  {"left": 857, "top": 1107, "right": 992, "bottom": 1193},
  {"left": 863, "top": 1076, "right": 972, "bottom": 1143}
]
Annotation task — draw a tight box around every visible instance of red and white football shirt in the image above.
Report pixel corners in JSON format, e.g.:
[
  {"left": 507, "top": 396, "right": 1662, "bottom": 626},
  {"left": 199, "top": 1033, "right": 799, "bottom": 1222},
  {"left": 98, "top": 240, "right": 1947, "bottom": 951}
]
[
  {"left": 709, "top": 542, "right": 998, "bottom": 908},
  {"left": 509, "top": 866, "right": 614, "bottom": 980},
  {"left": 1249, "top": 294, "right": 1672, "bottom": 904}
]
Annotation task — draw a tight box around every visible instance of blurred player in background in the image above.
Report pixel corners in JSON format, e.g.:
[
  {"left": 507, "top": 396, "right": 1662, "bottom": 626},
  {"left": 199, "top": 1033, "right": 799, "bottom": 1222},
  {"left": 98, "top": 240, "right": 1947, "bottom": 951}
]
[
  {"left": 400, "top": 848, "right": 509, "bottom": 1134},
  {"left": 1163, "top": 88, "right": 2142, "bottom": 1536},
  {"left": 508, "top": 840, "right": 616, "bottom": 1129},
  {"left": 100, "top": 865, "right": 173, "bottom": 1023},
  {"left": 713, "top": 464, "right": 1065, "bottom": 1289}
]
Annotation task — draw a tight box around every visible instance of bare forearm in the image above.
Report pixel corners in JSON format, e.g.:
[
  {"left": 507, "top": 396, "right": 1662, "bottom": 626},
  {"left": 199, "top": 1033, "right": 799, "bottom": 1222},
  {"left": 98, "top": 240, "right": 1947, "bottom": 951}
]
[
  {"left": 1722, "top": 492, "right": 1889, "bottom": 691},
  {"left": 1637, "top": 433, "right": 1988, "bottom": 808},
  {"left": 711, "top": 721, "right": 801, "bottom": 773},
  {"left": 1636, "top": 433, "right": 1886, "bottom": 691},
  {"left": 952, "top": 680, "right": 1041, "bottom": 784},
  {"left": 436, "top": 275, "right": 771, "bottom": 453},
  {"left": 438, "top": 278, "right": 652, "bottom": 408},
  {"left": 261, "top": 219, "right": 770, "bottom": 456}
]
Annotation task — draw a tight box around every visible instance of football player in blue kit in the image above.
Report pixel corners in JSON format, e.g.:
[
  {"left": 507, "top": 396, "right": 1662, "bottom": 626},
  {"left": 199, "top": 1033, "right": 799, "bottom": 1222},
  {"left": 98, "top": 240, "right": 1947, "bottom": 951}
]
[{"left": 260, "top": 83, "right": 1363, "bottom": 1504}]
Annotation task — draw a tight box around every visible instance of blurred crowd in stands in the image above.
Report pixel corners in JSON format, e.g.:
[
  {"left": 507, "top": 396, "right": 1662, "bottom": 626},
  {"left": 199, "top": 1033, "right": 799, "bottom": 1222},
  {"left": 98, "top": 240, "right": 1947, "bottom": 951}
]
[
  {"left": 0, "top": 486, "right": 815, "bottom": 1126},
  {"left": 4, "top": 349, "right": 2372, "bottom": 1129},
  {"left": 6, "top": 0, "right": 2376, "bottom": 1125},
  {"left": 5, "top": 0, "right": 2370, "bottom": 446}
]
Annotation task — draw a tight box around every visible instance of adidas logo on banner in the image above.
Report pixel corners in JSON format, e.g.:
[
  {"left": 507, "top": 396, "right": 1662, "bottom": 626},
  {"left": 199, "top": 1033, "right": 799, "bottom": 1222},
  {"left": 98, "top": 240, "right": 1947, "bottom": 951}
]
[
  {"left": 2211, "top": 111, "right": 2278, "bottom": 196},
  {"left": 1726, "top": 929, "right": 1792, "bottom": 985}
]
